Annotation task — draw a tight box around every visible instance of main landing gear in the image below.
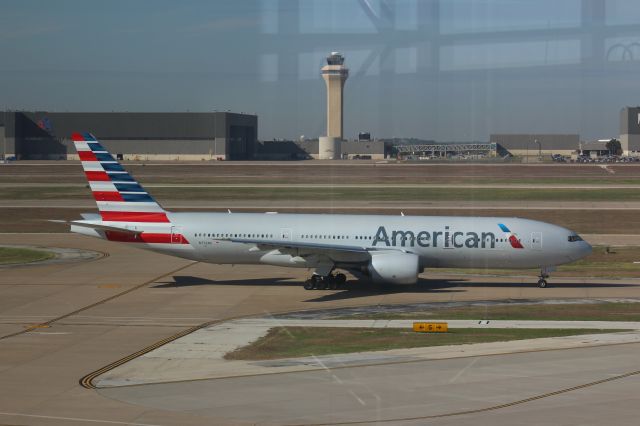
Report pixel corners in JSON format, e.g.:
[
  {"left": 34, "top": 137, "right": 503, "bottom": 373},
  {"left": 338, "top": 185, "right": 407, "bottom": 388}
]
[{"left": 303, "top": 273, "right": 347, "bottom": 290}]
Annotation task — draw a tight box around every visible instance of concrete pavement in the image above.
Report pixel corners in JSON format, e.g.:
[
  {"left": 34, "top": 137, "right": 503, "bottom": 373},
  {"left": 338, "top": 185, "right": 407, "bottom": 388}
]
[
  {"left": 98, "top": 343, "right": 640, "bottom": 426},
  {"left": 1, "top": 233, "right": 640, "bottom": 425},
  {"left": 96, "top": 318, "right": 640, "bottom": 387}
]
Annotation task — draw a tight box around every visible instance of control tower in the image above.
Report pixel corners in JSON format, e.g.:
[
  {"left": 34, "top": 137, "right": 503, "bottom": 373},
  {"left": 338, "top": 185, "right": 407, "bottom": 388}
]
[{"left": 321, "top": 52, "right": 349, "bottom": 139}]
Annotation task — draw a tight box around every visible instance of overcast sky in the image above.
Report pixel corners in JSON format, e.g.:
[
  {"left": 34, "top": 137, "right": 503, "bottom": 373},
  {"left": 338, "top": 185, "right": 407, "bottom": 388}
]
[{"left": 2, "top": 0, "right": 640, "bottom": 141}]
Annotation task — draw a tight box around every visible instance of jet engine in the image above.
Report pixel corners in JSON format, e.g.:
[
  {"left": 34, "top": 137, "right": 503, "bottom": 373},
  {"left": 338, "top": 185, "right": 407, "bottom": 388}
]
[{"left": 367, "top": 251, "right": 419, "bottom": 284}]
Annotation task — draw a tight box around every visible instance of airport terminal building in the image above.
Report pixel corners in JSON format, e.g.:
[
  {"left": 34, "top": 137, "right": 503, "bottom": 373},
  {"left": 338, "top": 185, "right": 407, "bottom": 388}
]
[{"left": 1, "top": 111, "right": 258, "bottom": 160}]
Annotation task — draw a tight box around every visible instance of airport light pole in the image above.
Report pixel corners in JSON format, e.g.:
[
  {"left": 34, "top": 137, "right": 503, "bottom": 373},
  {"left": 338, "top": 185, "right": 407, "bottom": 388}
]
[{"left": 535, "top": 139, "right": 541, "bottom": 160}]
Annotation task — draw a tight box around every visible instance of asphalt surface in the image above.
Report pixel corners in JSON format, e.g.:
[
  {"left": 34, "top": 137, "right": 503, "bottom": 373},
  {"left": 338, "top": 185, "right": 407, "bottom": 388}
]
[
  {"left": 7, "top": 183, "right": 640, "bottom": 188},
  {"left": 95, "top": 318, "right": 640, "bottom": 388},
  {"left": 99, "top": 343, "right": 640, "bottom": 426},
  {"left": 1, "top": 233, "right": 640, "bottom": 425}
]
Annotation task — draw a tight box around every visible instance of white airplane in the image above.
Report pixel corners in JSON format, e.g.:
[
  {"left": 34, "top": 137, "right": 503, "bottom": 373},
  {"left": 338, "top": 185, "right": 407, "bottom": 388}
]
[{"left": 68, "top": 132, "right": 592, "bottom": 290}]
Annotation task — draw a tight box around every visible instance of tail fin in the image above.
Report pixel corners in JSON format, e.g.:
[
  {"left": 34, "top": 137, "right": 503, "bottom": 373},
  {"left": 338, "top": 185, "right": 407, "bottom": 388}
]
[{"left": 72, "top": 132, "right": 170, "bottom": 223}]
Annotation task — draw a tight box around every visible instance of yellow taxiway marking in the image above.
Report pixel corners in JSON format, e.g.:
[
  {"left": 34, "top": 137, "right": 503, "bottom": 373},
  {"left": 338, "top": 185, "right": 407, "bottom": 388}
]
[
  {"left": 1, "top": 261, "right": 197, "bottom": 341},
  {"left": 24, "top": 324, "right": 50, "bottom": 329}
]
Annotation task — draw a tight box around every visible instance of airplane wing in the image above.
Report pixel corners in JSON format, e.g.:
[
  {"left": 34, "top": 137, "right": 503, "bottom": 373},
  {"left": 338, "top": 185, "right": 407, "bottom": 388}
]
[
  {"left": 225, "top": 237, "right": 405, "bottom": 264},
  {"left": 228, "top": 237, "right": 365, "bottom": 252}
]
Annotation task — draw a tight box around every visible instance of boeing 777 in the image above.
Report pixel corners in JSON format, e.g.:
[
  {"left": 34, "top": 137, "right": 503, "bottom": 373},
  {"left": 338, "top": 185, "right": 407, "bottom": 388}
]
[{"left": 67, "top": 132, "right": 592, "bottom": 290}]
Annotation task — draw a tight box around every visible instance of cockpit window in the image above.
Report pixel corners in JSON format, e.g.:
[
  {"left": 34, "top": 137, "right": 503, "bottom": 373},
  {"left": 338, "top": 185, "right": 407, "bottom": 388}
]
[{"left": 568, "top": 235, "right": 583, "bottom": 242}]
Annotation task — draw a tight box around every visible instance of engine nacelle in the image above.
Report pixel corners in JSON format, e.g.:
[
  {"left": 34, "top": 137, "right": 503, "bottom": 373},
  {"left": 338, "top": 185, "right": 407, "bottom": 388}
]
[{"left": 368, "top": 251, "right": 419, "bottom": 285}]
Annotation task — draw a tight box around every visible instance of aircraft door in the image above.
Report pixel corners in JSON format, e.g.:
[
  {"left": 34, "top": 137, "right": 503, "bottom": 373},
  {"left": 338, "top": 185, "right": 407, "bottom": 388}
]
[
  {"left": 280, "top": 228, "right": 292, "bottom": 241},
  {"left": 171, "top": 226, "right": 183, "bottom": 244},
  {"left": 531, "top": 232, "right": 542, "bottom": 250}
]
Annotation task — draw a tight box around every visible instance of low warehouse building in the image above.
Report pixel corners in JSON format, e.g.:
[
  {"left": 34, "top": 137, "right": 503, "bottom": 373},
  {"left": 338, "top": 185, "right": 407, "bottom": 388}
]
[
  {"left": 257, "top": 139, "right": 385, "bottom": 160},
  {"left": 1, "top": 111, "right": 257, "bottom": 160},
  {"left": 490, "top": 134, "right": 579, "bottom": 159},
  {"left": 340, "top": 140, "right": 385, "bottom": 159},
  {"left": 580, "top": 140, "right": 610, "bottom": 158}
]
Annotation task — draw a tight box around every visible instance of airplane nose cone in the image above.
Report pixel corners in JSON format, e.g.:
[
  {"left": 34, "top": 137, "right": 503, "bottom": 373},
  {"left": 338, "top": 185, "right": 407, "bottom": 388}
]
[{"left": 572, "top": 241, "right": 592, "bottom": 260}]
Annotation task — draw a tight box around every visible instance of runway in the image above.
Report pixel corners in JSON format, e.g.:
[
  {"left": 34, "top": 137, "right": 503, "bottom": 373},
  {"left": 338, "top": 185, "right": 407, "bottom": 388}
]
[
  {"left": 1, "top": 233, "right": 640, "bottom": 425},
  {"left": 9, "top": 199, "right": 640, "bottom": 211}
]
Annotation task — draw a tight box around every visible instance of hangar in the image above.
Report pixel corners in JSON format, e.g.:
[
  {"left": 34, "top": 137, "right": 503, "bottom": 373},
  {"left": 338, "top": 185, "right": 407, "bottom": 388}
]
[
  {"left": 490, "top": 134, "right": 579, "bottom": 160},
  {"left": 1, "top": 111, "right": 257, "bottom": 161},
  {"left": 620, "top": 107, "right": 640, "bottom": 155}
]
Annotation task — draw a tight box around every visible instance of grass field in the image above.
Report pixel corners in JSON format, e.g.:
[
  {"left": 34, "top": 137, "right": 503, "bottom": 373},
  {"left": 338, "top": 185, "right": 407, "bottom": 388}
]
[
  {"left": 3, "top": 163, "right": 640, "bottom": 186},
  {"left": 6, "top": 175, "right": 640, "bottom": 185},
  {"left": 336, "top": 302, "right": 640, "bottom": 322},
  {"left": 224, "top": 327, "right": 622, "bottom": 360},
  {"left": 0, "top": 247, "right": 54, "bottom": 265},
  {"left": 5, "top": 186, "right": 640, "bottom": 202}
]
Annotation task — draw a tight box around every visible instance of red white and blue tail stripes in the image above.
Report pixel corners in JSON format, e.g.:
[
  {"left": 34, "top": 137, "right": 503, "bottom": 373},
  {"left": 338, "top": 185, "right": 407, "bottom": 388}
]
[
  {"left": 72, "top": 132, "right": 170, "bottom": 223},
  {"left": 72, "top": 132, "right": 189, "bottom": 245}
]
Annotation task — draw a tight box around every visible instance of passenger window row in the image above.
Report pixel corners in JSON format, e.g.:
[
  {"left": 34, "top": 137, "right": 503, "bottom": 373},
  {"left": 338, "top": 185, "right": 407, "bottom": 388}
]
[
  {"left": 194, "top": 233, "right": 274, "bottom": 238},
  {"left": 299, "top": 235, "right": 373, "bottom": 240},
  {"left": 193, "top": 233, "right": 522, "bottom": 244},
  {"left": 193, "top": 233, "right": 376, "bottom": 241}
]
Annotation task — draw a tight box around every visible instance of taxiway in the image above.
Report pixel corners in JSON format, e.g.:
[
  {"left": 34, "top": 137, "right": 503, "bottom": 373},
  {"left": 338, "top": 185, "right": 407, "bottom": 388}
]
[{"left": 1, "top": 233, "right": 640, "bottom": 425}]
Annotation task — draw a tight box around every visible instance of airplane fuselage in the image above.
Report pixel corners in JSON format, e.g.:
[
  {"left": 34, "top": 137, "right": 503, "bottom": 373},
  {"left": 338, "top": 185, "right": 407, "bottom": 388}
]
[
  {"left": 75, "top": 212, "right": 592, "bottom": 271},
  {"left": 68, "top": 131, "right": 593, "bottom": 287}
]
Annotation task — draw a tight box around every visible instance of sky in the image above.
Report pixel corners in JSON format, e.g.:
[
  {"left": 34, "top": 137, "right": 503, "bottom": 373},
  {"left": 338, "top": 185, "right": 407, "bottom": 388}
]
[{"left": 2, "top": 0, "right": 640, "bottom": 141}]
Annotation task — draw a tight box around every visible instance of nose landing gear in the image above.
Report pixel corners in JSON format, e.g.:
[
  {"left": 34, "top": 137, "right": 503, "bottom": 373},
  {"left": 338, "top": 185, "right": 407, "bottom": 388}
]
[
  {"left": 303, "top": 273, "right": 347, "bottom": 290},
  {"left": 537, "top": 266, "right": 555, "bottom": 288}
]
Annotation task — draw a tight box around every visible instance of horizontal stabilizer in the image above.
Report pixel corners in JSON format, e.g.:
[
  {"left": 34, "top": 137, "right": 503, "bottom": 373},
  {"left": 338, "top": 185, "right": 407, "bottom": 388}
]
[{"left": 67, "top": 220, "right": 142, "bottom": 235}]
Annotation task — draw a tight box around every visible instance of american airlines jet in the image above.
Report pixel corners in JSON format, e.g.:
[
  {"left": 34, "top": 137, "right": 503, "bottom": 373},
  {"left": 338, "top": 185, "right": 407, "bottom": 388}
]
[{"left": 68, "top": 132, "right": 592, "bottom": 290}]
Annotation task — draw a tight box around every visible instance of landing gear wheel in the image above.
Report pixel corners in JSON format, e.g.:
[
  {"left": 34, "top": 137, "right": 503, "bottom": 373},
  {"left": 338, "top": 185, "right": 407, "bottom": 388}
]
[
  {"left": 317, "top": 278, "right": 328, "bottom": 290},
  {"left": 306, "top": 272, "right": 344, "bottom": 290},
  {"left": 305, "top": 275, "right": 321, "bottom": 290},
  {"left": 537, "top": 267, "right": 553, "bottom": 289}
]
